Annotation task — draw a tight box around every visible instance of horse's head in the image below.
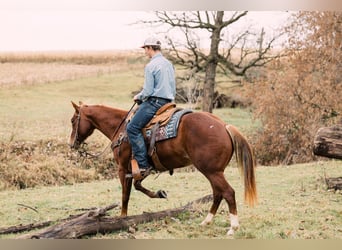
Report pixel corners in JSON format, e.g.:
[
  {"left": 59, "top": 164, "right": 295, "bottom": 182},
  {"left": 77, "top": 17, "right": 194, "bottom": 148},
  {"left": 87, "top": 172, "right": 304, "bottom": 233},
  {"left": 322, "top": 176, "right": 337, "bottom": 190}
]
[{"left": 69, "top": 101, "right": 96, "bottom": 149}]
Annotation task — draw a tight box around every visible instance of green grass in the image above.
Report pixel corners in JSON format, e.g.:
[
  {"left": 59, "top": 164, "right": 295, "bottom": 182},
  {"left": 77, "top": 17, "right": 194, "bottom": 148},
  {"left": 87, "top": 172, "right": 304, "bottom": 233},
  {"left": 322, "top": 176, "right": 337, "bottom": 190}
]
[
  {"left": 0, "top": 161, "right": 341, "bottom": 239},
  {"left": 213, "top": 108, "right": 259, "bottom": 134},
  {"left": 0, "top": 71, "right": 142, "bottom": 141}
]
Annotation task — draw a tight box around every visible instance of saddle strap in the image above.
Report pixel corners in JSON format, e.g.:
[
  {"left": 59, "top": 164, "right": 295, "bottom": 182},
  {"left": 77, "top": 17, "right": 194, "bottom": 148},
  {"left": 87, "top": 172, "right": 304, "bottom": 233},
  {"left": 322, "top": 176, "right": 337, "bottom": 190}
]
[
  {"left": 147, "top": 122, "right": 160, "bottom": 156},
  {"left": 149, "top": 147, "right": 173, "bottom": 175}
]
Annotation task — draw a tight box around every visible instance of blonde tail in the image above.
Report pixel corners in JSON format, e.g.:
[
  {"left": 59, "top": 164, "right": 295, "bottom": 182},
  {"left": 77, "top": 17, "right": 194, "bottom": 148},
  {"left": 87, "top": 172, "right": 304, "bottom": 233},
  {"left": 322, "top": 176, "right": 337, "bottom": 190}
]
[{"left": 226, "top": 125, "right": 257, "bottom": 207}]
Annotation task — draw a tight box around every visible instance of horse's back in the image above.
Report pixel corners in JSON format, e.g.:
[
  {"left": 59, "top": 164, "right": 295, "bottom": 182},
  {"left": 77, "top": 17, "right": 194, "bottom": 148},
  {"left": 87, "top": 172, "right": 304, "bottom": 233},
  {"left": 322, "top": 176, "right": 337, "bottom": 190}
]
[
  {"left": 180, "top": 111, "right": 230, "bottom": 142},
  {"left": 177, "top": 111, "right": 234, "bottom": 170}
]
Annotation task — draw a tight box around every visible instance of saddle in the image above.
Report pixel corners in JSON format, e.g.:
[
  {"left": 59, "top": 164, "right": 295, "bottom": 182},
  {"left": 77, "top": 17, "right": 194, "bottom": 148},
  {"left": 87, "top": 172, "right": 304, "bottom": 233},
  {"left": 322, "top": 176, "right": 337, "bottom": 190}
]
[
  {"left": 143, "top": 103, "right": 182, "bottom": 172},
  {"left": 125, "top": 102, "right": 190, "bottom": 176},
  {"left": 144, "top": 103, "right": 179, "bottom": 129}
]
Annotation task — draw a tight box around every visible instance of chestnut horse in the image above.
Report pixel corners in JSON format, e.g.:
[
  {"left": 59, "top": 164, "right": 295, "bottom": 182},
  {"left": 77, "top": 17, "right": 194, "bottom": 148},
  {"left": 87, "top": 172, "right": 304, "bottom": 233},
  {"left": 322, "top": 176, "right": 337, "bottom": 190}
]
[{"left": 69, "top": 101, "right": 257, "bottom": 235}]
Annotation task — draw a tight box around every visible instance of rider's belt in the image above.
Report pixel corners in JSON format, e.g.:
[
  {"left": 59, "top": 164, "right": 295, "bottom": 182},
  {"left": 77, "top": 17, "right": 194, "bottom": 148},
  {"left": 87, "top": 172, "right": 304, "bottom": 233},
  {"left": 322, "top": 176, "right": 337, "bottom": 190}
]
[{"left": 148, "top": 96, "right": 172, "bottom": 103}]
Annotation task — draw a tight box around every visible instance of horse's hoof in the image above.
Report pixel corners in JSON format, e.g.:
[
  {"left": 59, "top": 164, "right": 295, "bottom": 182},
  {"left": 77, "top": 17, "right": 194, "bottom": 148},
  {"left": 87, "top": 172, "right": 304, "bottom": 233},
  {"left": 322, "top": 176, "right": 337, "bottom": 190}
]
[
  {"left": 200, "top": 220, "right": 210, "bottom": 226},
  {"left": 200, "top": 213, "right": 213, "bottom": 226},
  {"left": 227, "top": 228, "right": 234, "bottom": 236},
  {"left": 157, "top": 190, "right": 167, "bottom": 199},
  {"left": 227, "top": 225, "right": 239, "bottom": 236}
]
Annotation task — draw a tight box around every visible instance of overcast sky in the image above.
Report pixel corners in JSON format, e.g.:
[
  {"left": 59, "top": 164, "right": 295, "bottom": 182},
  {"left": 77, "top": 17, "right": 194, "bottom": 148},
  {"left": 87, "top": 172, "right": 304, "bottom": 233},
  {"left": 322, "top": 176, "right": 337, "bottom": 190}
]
[
  {"left": 0, "top": 10, "right": 293, "bottom": 51},
  {"left": 0, "top": 0, "right": 294, "bottom": 52}
]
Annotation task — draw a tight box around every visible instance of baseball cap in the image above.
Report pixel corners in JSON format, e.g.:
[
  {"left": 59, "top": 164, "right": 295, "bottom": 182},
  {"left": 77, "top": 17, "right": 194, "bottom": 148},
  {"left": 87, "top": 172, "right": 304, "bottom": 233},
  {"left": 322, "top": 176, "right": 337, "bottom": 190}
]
[{"left": 141, "top": 36, "right": 161, "bottom": 48}]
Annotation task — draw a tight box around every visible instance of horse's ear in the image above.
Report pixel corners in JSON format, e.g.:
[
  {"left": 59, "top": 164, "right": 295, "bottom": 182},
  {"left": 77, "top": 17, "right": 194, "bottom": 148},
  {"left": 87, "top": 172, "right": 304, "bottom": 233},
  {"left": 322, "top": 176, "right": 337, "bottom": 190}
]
[
  {"left": 71, "top": 101, "right": 80, "bottom": 112},
  {"left": 79, "top": 101, "right": 84, "bottom": 106}
]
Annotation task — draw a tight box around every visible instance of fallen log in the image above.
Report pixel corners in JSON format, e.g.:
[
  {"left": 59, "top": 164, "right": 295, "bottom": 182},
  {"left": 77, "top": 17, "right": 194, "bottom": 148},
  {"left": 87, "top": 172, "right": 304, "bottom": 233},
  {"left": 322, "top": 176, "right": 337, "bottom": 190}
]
[
  {"left": 325, "top": 177, "right": 342, "bottom": 191},
  {"left": 313, "top": 124, "right": 342, "bottom": 159},
  {"left": 0, "top": 203, "right": 119, "bottom": 235},
  {"left": 18, "top": 194, "right": 213, "bottom": 239},
  {"left": 0, "top": 221, "right": 52, "bottom": 235}
]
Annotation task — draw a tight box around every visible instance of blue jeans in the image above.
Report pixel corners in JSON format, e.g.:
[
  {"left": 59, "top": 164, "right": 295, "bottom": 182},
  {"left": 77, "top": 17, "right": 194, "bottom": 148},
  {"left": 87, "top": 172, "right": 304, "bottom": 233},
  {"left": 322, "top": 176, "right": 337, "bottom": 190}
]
[{"left": 126, "top": 97, "right": 170, "bottom": 169}]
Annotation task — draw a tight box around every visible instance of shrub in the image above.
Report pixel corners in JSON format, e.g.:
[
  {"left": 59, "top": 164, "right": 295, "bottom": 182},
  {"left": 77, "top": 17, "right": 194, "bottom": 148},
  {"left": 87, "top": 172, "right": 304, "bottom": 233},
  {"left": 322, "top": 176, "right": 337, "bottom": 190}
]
[
  {"left": 246, "top": 12, "right": 342, "bottom": 165},
  {"left": 0, "top": 140, "right": 117, "bottom": 190},
  {"left": 246, "top": 60, "right": 340, "bottom": 165}
]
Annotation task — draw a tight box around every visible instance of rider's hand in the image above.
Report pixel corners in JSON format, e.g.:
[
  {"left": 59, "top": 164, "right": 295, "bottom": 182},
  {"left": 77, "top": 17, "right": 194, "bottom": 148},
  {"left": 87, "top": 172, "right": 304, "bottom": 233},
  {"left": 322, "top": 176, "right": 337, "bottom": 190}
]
[{"left": 133, "top": 94, "right": 142, "bottom": 105}]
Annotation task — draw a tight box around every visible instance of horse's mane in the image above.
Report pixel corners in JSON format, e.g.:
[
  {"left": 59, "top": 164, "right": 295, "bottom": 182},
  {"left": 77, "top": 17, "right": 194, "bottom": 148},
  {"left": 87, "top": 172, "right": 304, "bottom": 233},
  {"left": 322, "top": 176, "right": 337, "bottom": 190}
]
[{"left": 81, "top": 103, "right": 128, "bottom": 114}]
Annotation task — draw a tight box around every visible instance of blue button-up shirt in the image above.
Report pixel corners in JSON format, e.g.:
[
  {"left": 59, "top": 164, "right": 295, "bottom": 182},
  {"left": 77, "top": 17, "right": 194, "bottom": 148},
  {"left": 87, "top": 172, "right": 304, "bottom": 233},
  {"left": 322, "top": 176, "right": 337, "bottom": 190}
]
[{"left": 136, "top": 52, "right": 176, "bottom": 102}]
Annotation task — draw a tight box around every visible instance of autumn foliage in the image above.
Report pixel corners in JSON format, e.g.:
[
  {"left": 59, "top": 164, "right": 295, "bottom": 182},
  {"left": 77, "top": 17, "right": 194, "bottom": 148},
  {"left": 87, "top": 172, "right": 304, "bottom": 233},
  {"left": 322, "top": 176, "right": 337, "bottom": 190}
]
[{"left": 247, "top": 12, "right": 342, "bottom": 165}]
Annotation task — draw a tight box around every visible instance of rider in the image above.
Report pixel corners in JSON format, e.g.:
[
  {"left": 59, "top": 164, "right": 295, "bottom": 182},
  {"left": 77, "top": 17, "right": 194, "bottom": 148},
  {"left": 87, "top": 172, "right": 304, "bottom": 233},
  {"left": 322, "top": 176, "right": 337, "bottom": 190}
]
[{"left": 126, "top": 36, "right": 176, "bottom": 180}]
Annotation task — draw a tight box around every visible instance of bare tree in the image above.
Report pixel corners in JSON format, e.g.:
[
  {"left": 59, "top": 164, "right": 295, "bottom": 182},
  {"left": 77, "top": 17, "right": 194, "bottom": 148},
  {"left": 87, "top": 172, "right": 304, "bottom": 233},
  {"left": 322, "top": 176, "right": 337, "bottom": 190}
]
[{"left": 144, "top": 11, "right": 284, "bottom": 112}]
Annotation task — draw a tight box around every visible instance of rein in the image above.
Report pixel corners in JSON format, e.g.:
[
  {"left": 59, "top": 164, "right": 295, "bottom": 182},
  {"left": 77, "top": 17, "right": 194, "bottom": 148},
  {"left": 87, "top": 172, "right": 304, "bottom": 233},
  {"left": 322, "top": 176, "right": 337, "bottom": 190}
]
[{"left": 75, "top": 102, "right": 136, "bottom": 159}]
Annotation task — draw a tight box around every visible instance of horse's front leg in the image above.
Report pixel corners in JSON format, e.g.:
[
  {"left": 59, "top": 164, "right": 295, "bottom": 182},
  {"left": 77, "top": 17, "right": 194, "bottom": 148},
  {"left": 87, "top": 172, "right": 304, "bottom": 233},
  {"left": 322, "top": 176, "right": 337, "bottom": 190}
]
[
  {"left": 118, "top": 165, "right": 133, "bottom": 216},
  {"left": 133, "top": 179, "right": 167, "bottom": 199}
]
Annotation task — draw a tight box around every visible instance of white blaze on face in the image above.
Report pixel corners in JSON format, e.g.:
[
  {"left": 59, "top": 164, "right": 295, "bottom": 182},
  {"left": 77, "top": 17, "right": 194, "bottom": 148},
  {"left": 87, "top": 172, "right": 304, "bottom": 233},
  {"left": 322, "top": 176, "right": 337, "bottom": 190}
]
[{"left": 200, "top": 213, "right": 214, "bottom": 225}]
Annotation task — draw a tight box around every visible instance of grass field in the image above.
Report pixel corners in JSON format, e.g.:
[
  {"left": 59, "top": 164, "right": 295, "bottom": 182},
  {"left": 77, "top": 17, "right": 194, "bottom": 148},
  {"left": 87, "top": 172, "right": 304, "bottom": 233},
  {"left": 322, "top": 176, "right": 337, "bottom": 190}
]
[
  {"left": 0, "top": 161, "right": 341, "bottom": 239},
  {"left": 0, "top": 65, "right": 144, "bottom": 142},
  {"left": 0, "top": 51, "right": 341, "bottom": 239}
]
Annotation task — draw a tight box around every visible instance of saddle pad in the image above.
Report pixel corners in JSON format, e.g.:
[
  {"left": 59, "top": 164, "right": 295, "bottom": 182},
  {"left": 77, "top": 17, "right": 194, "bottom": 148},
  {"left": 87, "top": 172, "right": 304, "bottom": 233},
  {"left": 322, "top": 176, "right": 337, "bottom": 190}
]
[{"left": 145, "top": 109, "right": 192, "bottom": 142}]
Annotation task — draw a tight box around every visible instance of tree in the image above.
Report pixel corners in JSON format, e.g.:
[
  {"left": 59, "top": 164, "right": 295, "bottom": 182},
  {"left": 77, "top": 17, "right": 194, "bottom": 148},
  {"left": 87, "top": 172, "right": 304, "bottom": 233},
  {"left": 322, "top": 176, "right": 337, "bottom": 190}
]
[
  {"left": 146, "top": 11, "right": 284, "bottom": 112},
  {"left": 247, "top": 11, "right": 342, "bottom": 165}
]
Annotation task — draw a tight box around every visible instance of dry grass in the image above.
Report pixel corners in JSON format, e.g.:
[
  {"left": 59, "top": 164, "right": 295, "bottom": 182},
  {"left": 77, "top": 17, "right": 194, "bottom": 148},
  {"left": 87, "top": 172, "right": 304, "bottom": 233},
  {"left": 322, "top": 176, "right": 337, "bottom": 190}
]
[
  {"left": 0, "top": 62, "right": 117, "bottom": 87},
  {"left": 0, "top": 139, "right": 101, "bottom": 191},
  {"left": 0, "top": 50, "right": 145, "bottom": 87},
  {"left": 0, "top": 50, "right": 140, "bottom": 64}
]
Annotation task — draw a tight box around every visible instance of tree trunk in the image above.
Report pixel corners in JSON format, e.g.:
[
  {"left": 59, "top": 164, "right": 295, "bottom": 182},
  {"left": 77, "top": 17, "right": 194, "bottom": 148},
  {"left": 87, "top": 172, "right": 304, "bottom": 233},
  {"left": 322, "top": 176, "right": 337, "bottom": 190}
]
[
  {"left": 202, "top": 11, "right": 223, "bottom": 113},
  {"left": 17, "top": 195, "right": 213, "bottom": 239},
  {"left": 202, "top": 62, "right": 217, "bottom": 113},
  {"left": 313, "top": 124, "right": 342, "bottom": 159}
]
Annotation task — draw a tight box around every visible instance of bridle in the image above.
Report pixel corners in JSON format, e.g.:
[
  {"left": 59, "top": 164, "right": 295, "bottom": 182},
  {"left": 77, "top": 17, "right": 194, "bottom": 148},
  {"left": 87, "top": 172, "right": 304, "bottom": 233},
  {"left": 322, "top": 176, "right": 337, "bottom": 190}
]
[
  {"left": 72, "top": 102, "right": 137, "bottom": 159},
  {"left": 71, "top": 107, "right": 91, "bottom": 157},
  {"left": 73, "top": 112, "right": 81, "bottom": 147}
]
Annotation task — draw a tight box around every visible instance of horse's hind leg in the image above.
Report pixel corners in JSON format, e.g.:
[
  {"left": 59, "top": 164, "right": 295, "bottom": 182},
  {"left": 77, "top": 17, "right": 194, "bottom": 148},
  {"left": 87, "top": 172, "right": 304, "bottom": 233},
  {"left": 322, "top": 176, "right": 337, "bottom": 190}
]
[
  {"left": 200, "top": 190, "right": 222, "bottom": 225},
  {"left": 201, "top": 172, "right": 239, "bottom": 236}
]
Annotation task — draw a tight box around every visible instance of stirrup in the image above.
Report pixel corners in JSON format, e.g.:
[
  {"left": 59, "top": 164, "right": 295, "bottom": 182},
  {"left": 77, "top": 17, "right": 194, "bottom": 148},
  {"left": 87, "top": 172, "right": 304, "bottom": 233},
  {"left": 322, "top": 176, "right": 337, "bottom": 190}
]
[
  {"left": 131, "top": 159, "right": 152, "bottom": 181},
  {"left": 125, "top": 168, "right": 153, "bottom": 180}
]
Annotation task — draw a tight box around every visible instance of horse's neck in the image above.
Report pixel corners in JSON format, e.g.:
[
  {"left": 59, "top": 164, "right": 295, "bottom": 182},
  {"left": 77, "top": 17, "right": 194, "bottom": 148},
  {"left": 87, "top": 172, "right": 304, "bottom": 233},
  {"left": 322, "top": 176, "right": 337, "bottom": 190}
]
[{"left": 86, "top": 106, "right": 127, "bottom": 140}]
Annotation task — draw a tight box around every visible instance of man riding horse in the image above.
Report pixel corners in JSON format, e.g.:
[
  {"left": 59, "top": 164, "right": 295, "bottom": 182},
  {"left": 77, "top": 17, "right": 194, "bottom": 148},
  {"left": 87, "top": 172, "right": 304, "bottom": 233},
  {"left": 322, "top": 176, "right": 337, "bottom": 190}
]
[
  {"left": 69, "top": 37, "right": 257, "bottom": 236},
  {"left": 126, "top": 36, "right": 176, "bottom": 181}
]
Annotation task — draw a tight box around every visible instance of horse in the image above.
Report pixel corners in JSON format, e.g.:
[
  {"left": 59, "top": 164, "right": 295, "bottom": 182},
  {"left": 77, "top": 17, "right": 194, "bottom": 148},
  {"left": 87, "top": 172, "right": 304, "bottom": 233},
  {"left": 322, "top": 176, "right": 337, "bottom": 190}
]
[{"left": 69, "top": 101, "right": 257, "bottom": 236}]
